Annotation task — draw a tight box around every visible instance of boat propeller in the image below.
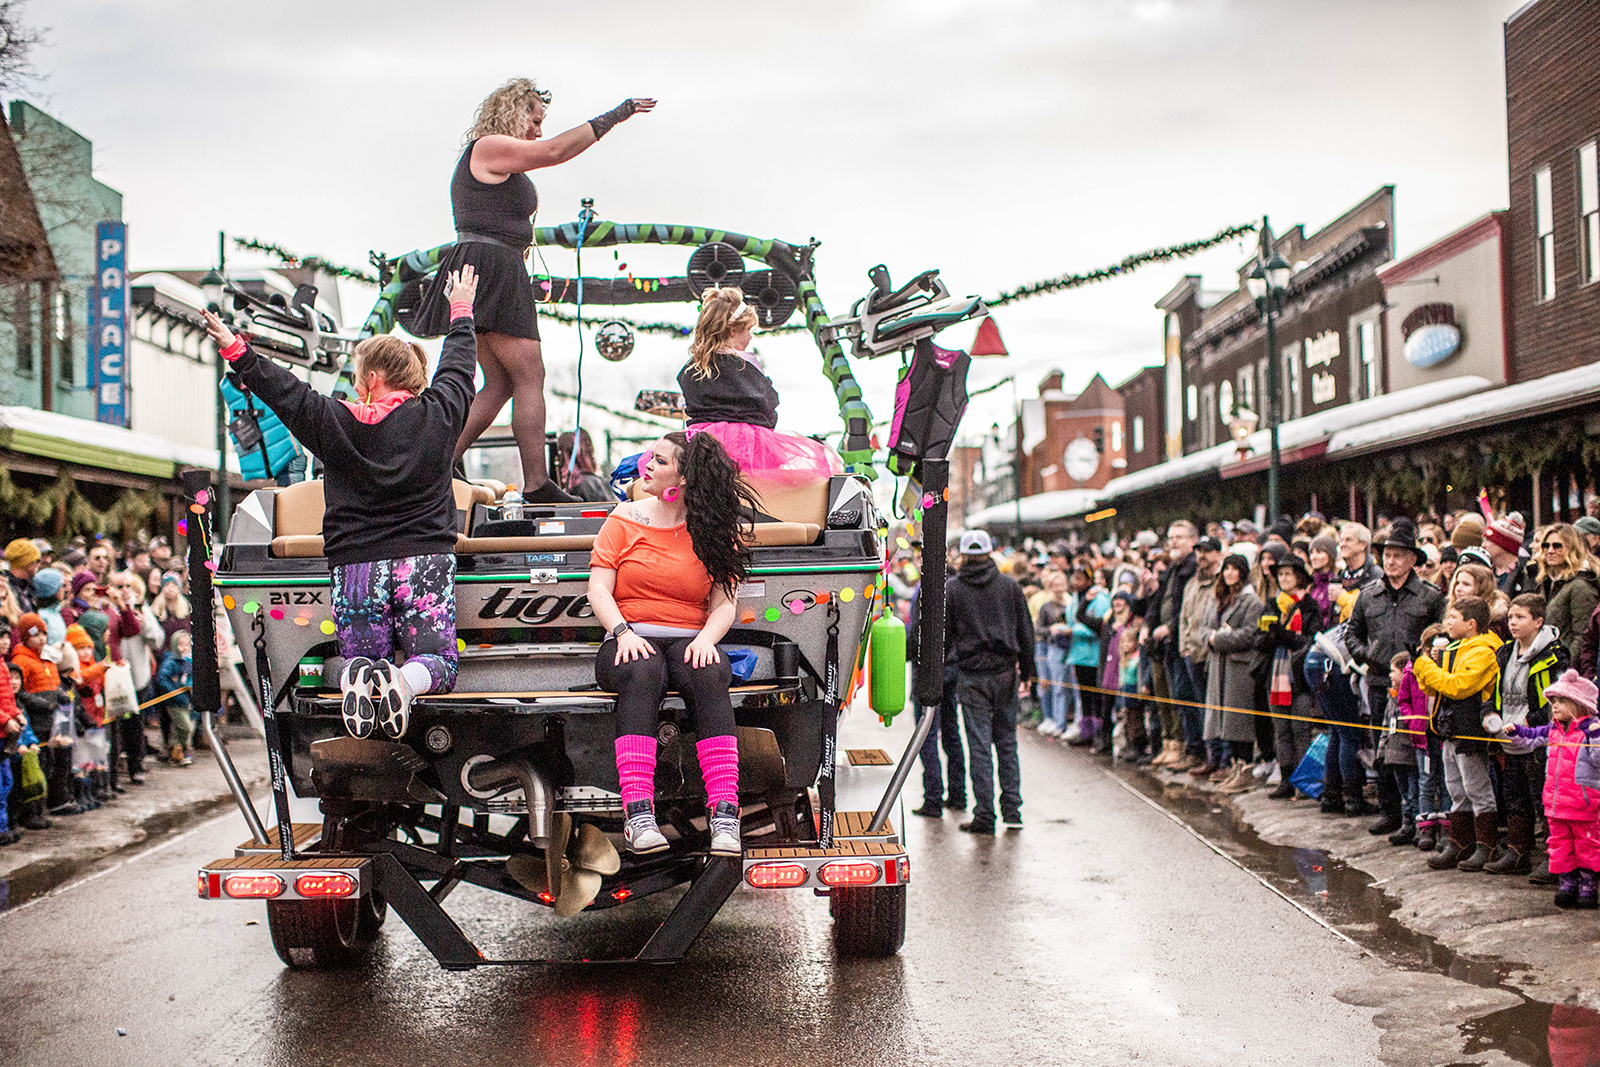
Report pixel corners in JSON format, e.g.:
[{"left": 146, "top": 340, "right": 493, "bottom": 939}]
[{"left": 506, "top": 815, "right": 622, "bottom": 917}]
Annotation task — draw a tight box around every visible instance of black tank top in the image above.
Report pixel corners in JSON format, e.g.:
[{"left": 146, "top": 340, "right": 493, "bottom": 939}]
[{"left": 451, "top": 139, "right": 539, "bottom": 247}]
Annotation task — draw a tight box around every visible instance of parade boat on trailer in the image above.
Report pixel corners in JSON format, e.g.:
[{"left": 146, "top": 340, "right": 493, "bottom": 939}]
[{"left": 190, "top": 212, "right": 985, "bottom": 970}]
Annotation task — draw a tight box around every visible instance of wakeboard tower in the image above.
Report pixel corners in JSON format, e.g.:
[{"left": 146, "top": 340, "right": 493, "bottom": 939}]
[{"left": 191, "top": 208, "right": 988, "bottom": 970}]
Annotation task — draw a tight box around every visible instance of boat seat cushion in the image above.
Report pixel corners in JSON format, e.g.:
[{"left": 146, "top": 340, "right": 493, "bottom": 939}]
[
  {"left": 450, "top": 522, "right": 820, "bottom": 556},
  {"left": 269, "top": 478, "right": 480, "bottom": 558}
]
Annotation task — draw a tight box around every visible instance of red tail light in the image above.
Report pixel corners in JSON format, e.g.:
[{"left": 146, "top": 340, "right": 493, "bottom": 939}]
[
  {"left": 611, "top": 887, "right": 632, "bottom": 902},
  {"left": 197, "top": 872, "right": 208, "bottom": 898},
  {"left": 818, "top": 862, "right": 880, "bottom": 887},
  {"left": 537, "top": 891, "right": 555, "bottom": 905},
  {"left": 898, "top": 856, "right": 910, "bottom": 884},
  {"left": 746, "top": 863, "right": 808, "bottom": 888},
  {"left": 295, "top": 873, "right": 356, "bottom": 898},
  {"left": 223, "top": 874, "right": 285, "bottom": 899}
]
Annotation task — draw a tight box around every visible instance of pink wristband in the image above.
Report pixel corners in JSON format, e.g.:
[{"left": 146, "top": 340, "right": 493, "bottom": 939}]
[
  {"left": 220, "top": 337, "right": 247, "bottom": 362},
  {"left": 449, "top": 301, "right": 473, "bottom": 321}
]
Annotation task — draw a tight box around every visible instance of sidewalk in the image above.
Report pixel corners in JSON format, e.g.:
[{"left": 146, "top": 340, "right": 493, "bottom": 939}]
[
  {"left": 1, "top": 726, "right": 267, "bottom": 905},
  {"left": 1128, "top": 750, "right": 1600, "bottom": 1010}
]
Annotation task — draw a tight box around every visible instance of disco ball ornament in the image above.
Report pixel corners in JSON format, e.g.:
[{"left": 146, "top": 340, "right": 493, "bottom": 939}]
[{"left": 595, "top": 320, "right": 635, "bottom": 362}]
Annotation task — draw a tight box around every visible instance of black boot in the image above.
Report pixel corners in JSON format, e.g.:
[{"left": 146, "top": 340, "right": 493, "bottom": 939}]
[
  {"left": 1485, "top": 815, "right": 1534, "bottom": 875},
  {"left": 21, "top": 800, "right": 50, "bottom": 831},
  {"left": 1456, "top": 811, "right": 1498, "bottom": 872},
  {"left": 1268, "top": 780, "right": 1296, "bottom": 800},
  {"left": 1429, "top": 811, "right": 1468, "bottom": 869},
  {"left": 1414, "top": 817, "right": 1438, "bottom": 852},
  {"left": 46, "top": 749, "right": 84, "bottom": 816},
  {"left": 1368, "top": 810, "right": 1403, "bottom": 836},
  {"left": 1320, "top": 792, "right": 1346, "bottom": 815},
  {"left": 1388, "top": 817, "right": 1417, "bottom": 846},
  {"left": 1344, "top": 791, "right": 1374, "bottom": 817}
]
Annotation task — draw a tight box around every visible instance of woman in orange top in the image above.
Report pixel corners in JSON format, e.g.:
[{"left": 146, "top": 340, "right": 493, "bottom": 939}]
[{"left": 588, "top": 430, "right": 756, "bottom": 857}]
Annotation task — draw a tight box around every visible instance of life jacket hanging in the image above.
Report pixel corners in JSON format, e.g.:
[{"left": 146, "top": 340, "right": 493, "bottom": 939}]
[{"left": 886, "top": 338, "right": 971, "bottom": 477}]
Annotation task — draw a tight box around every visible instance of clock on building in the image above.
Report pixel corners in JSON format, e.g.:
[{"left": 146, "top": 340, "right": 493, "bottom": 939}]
[{"left": 1064, "top": 437, "right": 1100, "bottom": 483}]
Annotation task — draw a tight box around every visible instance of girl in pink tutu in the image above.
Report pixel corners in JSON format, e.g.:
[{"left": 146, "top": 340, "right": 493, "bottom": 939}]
[{"left": 677, "top": 287, "right": 842, "bottom": 513}]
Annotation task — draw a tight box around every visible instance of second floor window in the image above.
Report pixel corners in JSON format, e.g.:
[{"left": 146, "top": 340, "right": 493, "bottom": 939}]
[
  {"left": 1580, "top": 140, "right": 1599, "bottom": 286},
  {"left": 1535, "top": 165, "right": 1556, "bottom": 301},
  {"left": 1132, "top": 415, "right": 1144, "bottom": 454}
]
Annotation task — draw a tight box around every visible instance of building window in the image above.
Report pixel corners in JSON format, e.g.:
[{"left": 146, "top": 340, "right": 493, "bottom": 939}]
[
  {"left": 1218, "top": 379, "right": 1234, "bottom": 422},
  {"left": 1110, "top": 419, "right": 1122, "bottom": 452},
  {"left": 1185, "top": 383, "right": 1197, "bottom": 421},
  {"left": 1351, "top": 314, "right": 1380, "bottom": 400},
  {"left": 54, "top": 288, "right": 72, "bottom": 384},
  {"left": 1132, "top": 415, "right": 1144, "bottom": 454},
  {"left": 1535, "top": 165, "right": 1556, "bottom": 301},
  {"left": 1283, "top": 342, "right": 1303, "bottom": 420},
  {"left": 10, "top": 284, "right": 32, "bottom": 375},
  {"left": 1199, "top": 383, "right": 1216, "bottom": 448},
  {"left": 1236, "top": 366, "right": 1254, "bottom": 414},
  {"left": 1580, "top": 140, "right": 1599, "bottom": 286}
]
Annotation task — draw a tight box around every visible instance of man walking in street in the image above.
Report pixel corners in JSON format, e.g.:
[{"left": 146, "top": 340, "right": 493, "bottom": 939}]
[
  {"left": 944, "top": 530, "right": 1035, "bottom": 835},
  {"left": 1346, "top": 519, "right": 1445, "bottom": 828},
  {"left": 907, "top": 575, "right": 968, "bottom": 818}
]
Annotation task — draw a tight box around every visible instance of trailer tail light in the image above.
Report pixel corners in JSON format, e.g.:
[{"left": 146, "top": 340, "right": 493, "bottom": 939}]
[
  {"left": 746, "top": 863, "right": 809, "bottom": 889},
  {"left": 818, "top": 862, "right": 880, "bottom": 887},
  {"left": 611, "top": 887, "right": 632, "bottom": 903},
  {"left": 296, "top": 873, "right": 356, "bottom": 898},
  {"left": 223, "top": 874, "right": 285, "bottom": 899},
  {"left": 538, "top": 892, "right": 555, "bottom": 905},
  {"left": 197, "top": 872, "right": 208, "bottom": 898},
  {"left": 898, "top": 856, "right": 910, "bottom": 884}
]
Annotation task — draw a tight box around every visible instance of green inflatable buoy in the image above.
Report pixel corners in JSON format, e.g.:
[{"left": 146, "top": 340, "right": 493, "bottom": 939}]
[{"left": 869, "top": 612, "right": 907, "bottom": 720}]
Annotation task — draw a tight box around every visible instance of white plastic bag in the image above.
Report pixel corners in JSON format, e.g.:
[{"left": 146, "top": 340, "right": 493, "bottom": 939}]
[{"left": 104, "top": 661, "right": 139, "bottom": 719}]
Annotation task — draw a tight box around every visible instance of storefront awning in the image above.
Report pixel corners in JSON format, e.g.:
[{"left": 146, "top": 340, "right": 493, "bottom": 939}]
[
  {"left": 1326, "top": 361, "right": 1600, "bottom": 459},
  {"left": 966, "top": 488, "right": 1102, "bottom": 528},
  {"left": 1098, "top": 375, "right": 1493, "bottom": 501},
  {"left": 0, "top": 405, "right": 228, "bottom": 480}
]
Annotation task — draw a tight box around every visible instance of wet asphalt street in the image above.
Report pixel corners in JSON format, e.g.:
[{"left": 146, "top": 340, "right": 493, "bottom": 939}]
[{"left": 0, "top": 714, "right": 1395, "bottom": 1067}]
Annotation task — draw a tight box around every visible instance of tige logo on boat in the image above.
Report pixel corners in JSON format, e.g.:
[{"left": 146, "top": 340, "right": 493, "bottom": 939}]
[{"left": 477, "top": 588, "right": 595, "bottom": 625}]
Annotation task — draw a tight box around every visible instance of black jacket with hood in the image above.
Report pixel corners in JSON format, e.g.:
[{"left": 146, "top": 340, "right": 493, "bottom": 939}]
[{"left": 943, "top": 556, "right": 1036, "bottom": 679}]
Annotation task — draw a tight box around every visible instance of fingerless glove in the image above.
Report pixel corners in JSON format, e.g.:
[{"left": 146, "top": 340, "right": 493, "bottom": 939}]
[{"left": 588, "top": 99, "right": 638, "bottom": 139}]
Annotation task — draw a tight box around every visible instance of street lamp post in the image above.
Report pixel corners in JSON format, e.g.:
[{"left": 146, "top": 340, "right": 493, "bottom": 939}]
[{"left": 1245, "top": 218, "right": 1291, "bottom": 525}]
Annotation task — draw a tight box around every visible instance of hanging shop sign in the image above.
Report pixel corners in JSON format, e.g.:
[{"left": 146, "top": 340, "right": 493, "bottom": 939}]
[
  {"left": 1401, "top": 303, "right": 1462, "bottom": 369},
  {"left": 89, "top": 221, "right": 129, "bottom": 426}
]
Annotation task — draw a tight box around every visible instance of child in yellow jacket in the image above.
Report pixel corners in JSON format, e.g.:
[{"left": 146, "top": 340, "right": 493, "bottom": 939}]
[{"left": 1412, "top": 595, "right": 1503, "bottom": 872}]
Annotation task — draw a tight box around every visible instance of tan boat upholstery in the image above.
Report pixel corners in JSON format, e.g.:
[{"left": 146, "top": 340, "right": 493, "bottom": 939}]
[
  {"left": 452, "top": 522, "right": 819, "bottom": 556},
  {"left": 748, "top": 477, "right": 829, "bottom": 527},
  {"left": 270, "top": 479, "right": 481, "bottom": 558}
]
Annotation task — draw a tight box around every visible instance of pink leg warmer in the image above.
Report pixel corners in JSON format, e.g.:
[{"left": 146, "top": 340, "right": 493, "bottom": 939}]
[
  {"left": 696, "top": 735, "right": 740, "bottom": 807},
  {"left": 614, "top": 734, "right": 658, "bottom": 807}
]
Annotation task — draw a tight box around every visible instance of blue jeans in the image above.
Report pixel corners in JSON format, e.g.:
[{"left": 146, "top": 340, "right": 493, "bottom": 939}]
[
  {"left": 1416, "top": 739, "right": 1448, "bottom": 816},
  {"left": 1043, "top": 646, "right": 1073, "bottom": 729},
  {"left": 917, "top": 665, "right": 967, "bottom": 807},
  {"left": 1167, "top": 651, "right": 1204, "bottom": 755},
  {"left": 1304, "top": 647, "right": 1365, "bottom": 800}
]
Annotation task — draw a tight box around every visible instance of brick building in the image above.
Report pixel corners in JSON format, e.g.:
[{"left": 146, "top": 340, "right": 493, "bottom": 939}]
[
  {"left": 1115, "top": 364, "right": 1164, "bottom": 474},
  {"left": 1015, "top": 370, "right": 1125, "bottom": 495},
  {"left": 1504, "top": 0, "right": 1600, "bottom": 381}
]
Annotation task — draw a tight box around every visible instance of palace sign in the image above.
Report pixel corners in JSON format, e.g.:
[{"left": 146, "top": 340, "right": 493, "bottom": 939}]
[{"left": 89, "top": 222, "right": 129, "bottom": 426}]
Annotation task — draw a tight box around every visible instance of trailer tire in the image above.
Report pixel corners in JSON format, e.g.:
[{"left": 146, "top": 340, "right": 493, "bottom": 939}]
[
  {"left": 831, "top": 884, "right": 906, "bottom": 958},
  {"left": 266, "top": 891, "right": 386, "bottom": 969}
]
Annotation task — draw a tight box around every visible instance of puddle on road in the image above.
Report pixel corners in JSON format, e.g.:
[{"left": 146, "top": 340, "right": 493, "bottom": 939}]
[{"left": 1111, "top": 763, "right": 1589, "bottom": 1067}]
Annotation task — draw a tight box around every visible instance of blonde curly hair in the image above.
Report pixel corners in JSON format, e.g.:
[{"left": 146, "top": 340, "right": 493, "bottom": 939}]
[
  {"left": 465, "top": 78, "right": 548, "bottom": 145},
  {"left": 686, "top": 287, "right": 758, "bottom": 380}
]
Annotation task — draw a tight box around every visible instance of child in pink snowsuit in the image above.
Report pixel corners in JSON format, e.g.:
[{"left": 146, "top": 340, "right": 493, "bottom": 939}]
[{"left": 1504, "top": 669, "right": 1600, "bottom": 909}]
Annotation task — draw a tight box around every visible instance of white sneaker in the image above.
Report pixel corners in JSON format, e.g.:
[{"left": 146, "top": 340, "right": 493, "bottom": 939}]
[
  {"left": 369, "top": 659, "right": 414, "bottom": 740},
  {"left": 1037, "top": 721, "right": 1061, "bottom": 737},
  {"left": 338, "top": 657, "right": 375, "bottom": 738},
  {"left": 707, "top": 800, "right": 742, "bottom": 856},
  {"left": 623, "top": 799, "right": 669, "bottom": 854}
]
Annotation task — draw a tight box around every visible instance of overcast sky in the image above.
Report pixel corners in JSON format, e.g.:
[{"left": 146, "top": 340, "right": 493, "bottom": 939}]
[{"left": 23, "top": 0, "right": 1524, "bottom": 450}]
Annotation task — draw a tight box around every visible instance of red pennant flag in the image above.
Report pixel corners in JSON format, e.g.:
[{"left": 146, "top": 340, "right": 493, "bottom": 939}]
[{"left": 971, "top": 315, "right": 1007, "bottom": 357}]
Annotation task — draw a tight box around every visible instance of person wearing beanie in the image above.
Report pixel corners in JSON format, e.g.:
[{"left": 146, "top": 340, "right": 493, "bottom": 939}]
[
  {"left": 1346, "top": 518, "right": 1446, "bottom": 827},
  {"left": 1438, "top": 545, "right": 1460, "bottom": 589},
  {"left": 1484, "top": 511, "right": 1532, "bottom": 596},
  {"left": 1452, "top": 515, "right": 1486, "bottom": 550},
  {"left": 1575, "top": 515, "right": 1600, "bottom": 555},
  {"left": 5, "top": 538, "right": 41, "bottom": 615},
  {"left": 31, "top": 568, "right": 67, "bottom": 644},
  {"left": 9, "top": 612, "right": 83, "bottom": 816},
  {"left": 1503, "top": 669, "right": 1600, "bottom": 908}
]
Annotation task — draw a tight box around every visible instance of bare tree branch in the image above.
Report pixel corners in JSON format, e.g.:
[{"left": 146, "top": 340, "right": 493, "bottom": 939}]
[{"left": 0, "top": 0, "right": 43, "bottom": 94}]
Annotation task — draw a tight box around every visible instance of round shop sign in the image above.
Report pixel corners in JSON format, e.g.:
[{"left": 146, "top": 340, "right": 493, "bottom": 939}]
[{"left": 1404, "top": 323, "right": 1462, "bottom": 368}]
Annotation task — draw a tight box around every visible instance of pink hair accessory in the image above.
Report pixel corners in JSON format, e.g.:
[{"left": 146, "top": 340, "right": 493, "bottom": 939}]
[{"left": 664, "top": 486, "right": 681, "bottom": 503}]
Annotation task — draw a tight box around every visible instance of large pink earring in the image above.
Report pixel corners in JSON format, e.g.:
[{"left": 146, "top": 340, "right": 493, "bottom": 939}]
[{"left": 664, "top": 486, "right": 681, "bottom": 503}]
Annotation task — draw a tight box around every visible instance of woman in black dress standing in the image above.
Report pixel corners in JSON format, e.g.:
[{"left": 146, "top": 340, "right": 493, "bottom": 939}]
[{"left": 420, "top": 78, "right": 655, "bottom": 502}]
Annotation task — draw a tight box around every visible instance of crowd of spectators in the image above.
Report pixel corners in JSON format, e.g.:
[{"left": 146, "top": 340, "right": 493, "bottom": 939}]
[
  {"left": 907, "top": 497, "right": 1600, "bottom": 910},
  {"left": 1, "top": 533, "right": 202, "bottom": 846}
]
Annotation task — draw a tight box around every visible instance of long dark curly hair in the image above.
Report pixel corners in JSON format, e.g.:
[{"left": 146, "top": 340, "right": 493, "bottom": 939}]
[{"left": 664, "top": 431, "right": 757, "bottom": 596}]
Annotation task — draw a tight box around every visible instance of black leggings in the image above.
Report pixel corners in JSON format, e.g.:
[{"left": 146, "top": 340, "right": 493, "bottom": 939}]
[
  {"left": 594, "top": 636, "right": 736, "bottom": 739},
  {"left": 1074, "top": 664, "right": 1104, "bottom": 719}
]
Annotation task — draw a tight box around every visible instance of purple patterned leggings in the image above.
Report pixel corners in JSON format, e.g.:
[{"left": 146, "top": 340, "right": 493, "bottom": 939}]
[{"left": 330, "top": 553, "right": 458, "bottom": 693}]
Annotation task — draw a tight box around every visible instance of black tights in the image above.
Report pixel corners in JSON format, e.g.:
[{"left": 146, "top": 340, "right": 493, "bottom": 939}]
[{"left": 595, "top": 636, "right": 736, "bottom": 738}]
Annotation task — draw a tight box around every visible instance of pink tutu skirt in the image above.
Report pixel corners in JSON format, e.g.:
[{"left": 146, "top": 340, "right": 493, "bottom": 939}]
[{"left": 687, "top": 421, "right": 843, "bottom": 487}]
